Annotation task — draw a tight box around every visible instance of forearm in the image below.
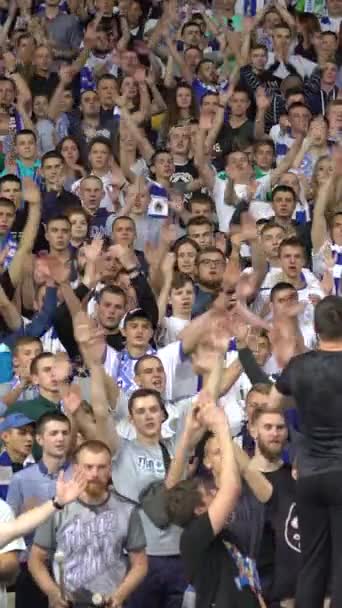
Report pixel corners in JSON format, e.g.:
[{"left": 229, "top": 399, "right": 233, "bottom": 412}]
[
  {"left": 28, "top": 552, "right": 58, "bottom": 597},
  {"left": 132, "top": 273, "right": 159, "bottom": 329},
  {"left": 204, "top": 352, "right": 225, "bottom": 400},
  {"left": 179, "top": 310, "right": 212, "bottom": 355},
  {"left": 89, "top": 363, "right": 120, "bottom": 453},
  {"left": 23, "top": 286, "right": 57, "bottom": 337},
  {"left": 311, "top": 180, "right": 331, "bottom": 251},
  {"left": 0, "top": 301, "right": 22, "bottom": 331},
  {"left": 234, "top": 444, "right": 272, "bottom": 503},
  {"left": 238, "top": 346, "right": 271, "bottom": 385},
  {"left": 217, "top": 423, "right": 240, "bottom": 493},
  {"left": 165, "top": 434, "right": 190, "bottom": 489},
  {"left": 1, "top": 382, "right": 26, "bottom": 407},
  {"left": 9, "top": 206, "right": 40, "bottom": 285},
  {"left": 0, "top": 501, "right": 55, "bottom": 548},
  {"left": 271, "top": 136, "right": 304, "bottom": 186},
  {"left": 250, "top": 240, "right": 268, "bottom": 288},
  {"left": 157, "top": 279, "right": 172, "bottom": 321},
  {"left": 114, "top": 561, "right": 148, "bottom": 605},
  {"left": 219, "top": 359, "right": 243, "bottom": 396},
  {"left": 48, "top": 83, "right": 66, "bottom": 121},
  {"left": 254, "top": 110, "right": 265, "bottom": 139}
]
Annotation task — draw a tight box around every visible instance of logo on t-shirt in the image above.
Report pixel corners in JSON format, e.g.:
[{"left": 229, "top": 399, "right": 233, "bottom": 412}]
[{"left": 284, "top": 502, "right": 301, "bottom": 553}]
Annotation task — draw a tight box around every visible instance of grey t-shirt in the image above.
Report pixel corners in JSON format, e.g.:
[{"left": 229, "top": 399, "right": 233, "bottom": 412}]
[
  {"left": 33, "top": 492, "right": 145, "bottom": 605},
  {"left": 112, "top": 438, "right": 182, "bottom": 556}
]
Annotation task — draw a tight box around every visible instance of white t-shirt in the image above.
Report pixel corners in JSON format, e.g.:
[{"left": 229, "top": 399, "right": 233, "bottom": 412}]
[
  {"left": 0, "top": 500, "right": 25, "bottom": 608},
  {"left": 266, "top": 53, "right": 316, "bottom": 80},
  {"left": 158, "top": 316, "right": 190, "bottom": 347}
]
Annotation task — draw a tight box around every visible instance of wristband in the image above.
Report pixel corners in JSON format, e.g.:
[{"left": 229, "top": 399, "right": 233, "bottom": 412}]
[{"left": 52, "top": 497, "right": 64, "bottom": 510}]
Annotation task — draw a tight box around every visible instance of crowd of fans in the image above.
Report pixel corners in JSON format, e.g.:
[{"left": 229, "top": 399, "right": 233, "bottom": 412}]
[{"left": 0, "top": 0, "right": 341, "bottom": 606}]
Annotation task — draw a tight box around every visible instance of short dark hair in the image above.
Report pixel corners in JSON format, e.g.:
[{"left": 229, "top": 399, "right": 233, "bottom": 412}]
[
  {"left": 278, "top": 236, "right": 305, "bottom": 256},
  {"left": 197, "top": 246, "right": 225, "bottom": 261},
  {"left": 314, "top": 295, "right": 342, "bottom": 340},
  {"left": 270, "top": 281, "right": 297, "bottom": 302},
  {"left": 181, "top": 21, "right": 201, "bottom": 35},
  {"left": 0, "top": 198, "right": 15, "bottom": 211},
  {"left": 45, "top": 215, "right": 71, "bottom": 229},
  {"left": 36, "top": 412, "right": 71, "bottom": 435},
  {"left": 285, "top": 86, "right": 305, "bottom": 100},
  {"left": 41, "top": 150, "right": 64, "bottom": 165},
  {"left": 88, "top": 136, "right": 112, "bottom": 153},
  {"left": 30, "top": 351, "right": 54, "bottom": 375},
  {"left": 0, "top": 174, "right": 21, "bottom": 189},
  {"left": 134, "top": 355, "right": 163, "bottom": 375},
  {"left": 187, "top": 216, "right": 213, "bottom": 231},
  {"left": 171, "top": 272, "right": 194, "bottom": 290},
  {"left": 190, "top": 193, "right": 214, "bottom": 211},
  {"left": 128, "top": 388, "right": 164, "bottom": 415},
  {"left": 271, "top": 184, "right": 296, "bottom": 202},
  {"left": 287, "top": 101, "right": 311, "bottom": 115},
  {"left": 98, "top": 285, "right": 127, "bottom": 304},
  {"left": 15, "top": 129, "right": 37, "bottom": 143},
  {"left": 166, "top": 478, "right": 204, "bottom": 527}
]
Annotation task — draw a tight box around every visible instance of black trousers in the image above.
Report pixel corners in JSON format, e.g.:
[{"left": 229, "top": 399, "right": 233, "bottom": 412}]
[
  {"left": 15, "top": 563, "right": 48, "bottom": 608},
  {"left": 296, "top": 470, "right": 342, "bottom": 608}
]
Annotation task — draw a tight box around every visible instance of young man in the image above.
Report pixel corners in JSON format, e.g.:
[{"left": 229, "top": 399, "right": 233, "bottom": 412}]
[
  {"left": 0, "top": 198, "right": 18, "bottom": 269},
  {"left": 193, "top": 247, "right": 226, "bottom": 317},
  {"left": 267, "top": 24, "right": 316, "bottom": 81},
  {"left": 270, "top": 295, "right": 342, "bottom": 607},
  {"left": 1, "top": 130, "right": 41, "bottom": 181},
  {"left": 94, "top": 285, "right": 127, "bottom": 351},
  {"left": 44, "top": 215, "right": 72, "bottom": 263},
  {"left": 6, "top": 353, "right": 60, "bottom": 422},
  {"left": 225, "top": 87, "right": 255, "bottom": 150},
  {"left": 29, "top": 440, "right": 147, "bottom": 608},
  {"left": 250, "top": 405, "right": 298, "bottom": 607},
  {"left": 40, "top": 151, "right": 81, "bottom": 223},
  {"left": 78, "top": 175, "right": 115, "bottom": 238},
  {"left": 186, "top": 216, "right": 214, "bottom": 250},
  {"left": 165, "top": 402, "right": 243, "bottom": 608},
  {"left": 0, "top": 336, "right": 43, "bottom": 406},
  {"left": 0, "top": 413, "right": 35, "bottom": 500},
  {"left": 7, "top": 412, "right": 72, "bottom": 608},
  {"left": 72, "top": 137, "right": 118, "bottom": 212}
]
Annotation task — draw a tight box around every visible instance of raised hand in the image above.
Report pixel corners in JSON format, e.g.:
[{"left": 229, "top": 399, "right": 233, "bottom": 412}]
[
  {"left": 161, "top": 252, "right": 176, "bottom": 279},
  {"left": 55, "top": 466, "right": 87, "bottom": 506},
  {"left": 255, "top": 86, "right": 271, "bottom": 113},
  {"left": 62, "top": 384, "right": 83, "bottom": 417},
  {"left": 53, "top": 353, "right": 72, "bottom": 385},
  {"left": 83, "top": 236, "right": 104, "bottom": 263},
  {"left": 160, "top": 220, "right": 177, "bottom": 245},
  {"left": 45, "top": 255, "right": 70, "bottom": 285}
]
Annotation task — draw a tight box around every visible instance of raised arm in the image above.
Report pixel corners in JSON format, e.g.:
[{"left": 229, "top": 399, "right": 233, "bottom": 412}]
[
  {"left": 199, "top": 402, "right": 240, "bottom": 535},
  {"left": 233, "top": 443, "right": 273, "bottom": 503},
  {"left": 270, "top": 134, "right": 305, "bottom": 187},
  {"left": 73, "top": 311, "right": 120, "bottom": 454},
  {"left": 0, "top": 469, "right": 86, "bottom": 548},
  {"left": 0, "top": 286, "right": 21, "bottom": 332},
  {"left": 8, "top": 179, "right": 41, "bottom": 287},
  {"left": 311, "top": 173, "right": 335, "bottom": 252},
  {"left": 194, "top": 121, "right": 216, "bottom": 192}
]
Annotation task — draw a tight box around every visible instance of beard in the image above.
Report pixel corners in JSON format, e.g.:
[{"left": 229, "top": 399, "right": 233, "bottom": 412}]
[
  {"left": 85, "top": 480, "right": 108, "bottom": 499},
  {"left": 199, "top": 278, "right": 222, "bottom": 291},
  {"left": 258, "top": 437, "right": 284, "bottom": 462}
]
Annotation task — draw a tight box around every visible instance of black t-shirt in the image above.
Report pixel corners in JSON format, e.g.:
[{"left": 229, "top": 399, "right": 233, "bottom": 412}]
[
  {"left": 222, "top": 482, "right": 265, "bottom": 559},
  {"left": 261, "top": 465, "right": 299, "bottom": 602},
  {"left": 276, "top": 351, "right": 342, "bottom": 476},
  {"left": 181, "top": 512, "right": 260, "bottom": 608}
]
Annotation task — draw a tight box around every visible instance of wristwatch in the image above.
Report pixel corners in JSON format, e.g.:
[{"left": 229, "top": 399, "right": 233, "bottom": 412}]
[{"left": 52, "top": 497, "right": 64, "bottom": 510}]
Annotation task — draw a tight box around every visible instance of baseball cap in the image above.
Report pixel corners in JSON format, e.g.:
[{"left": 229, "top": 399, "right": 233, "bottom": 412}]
[
  {"left": 0, "top": 413, "right": 35, "bottom": 433},
  {"left": 123, "top": 308, "right": 152, "bottom": 328}
]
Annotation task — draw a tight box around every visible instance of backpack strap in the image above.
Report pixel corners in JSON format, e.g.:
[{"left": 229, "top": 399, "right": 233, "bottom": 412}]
[{"left": 159, "top": 441, "right": 171, "bottom": 474}]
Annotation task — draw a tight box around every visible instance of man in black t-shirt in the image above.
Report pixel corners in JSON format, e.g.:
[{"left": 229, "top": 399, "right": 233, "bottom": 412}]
[
  {"left": 250, "top": 404, "right": 298, "bottom": 608},
  {"left": 270, "top": 296, "right": 342, "bottom": 608},
  {"left": 166, "top": 403, "right": 260, "bottom": 608}
]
